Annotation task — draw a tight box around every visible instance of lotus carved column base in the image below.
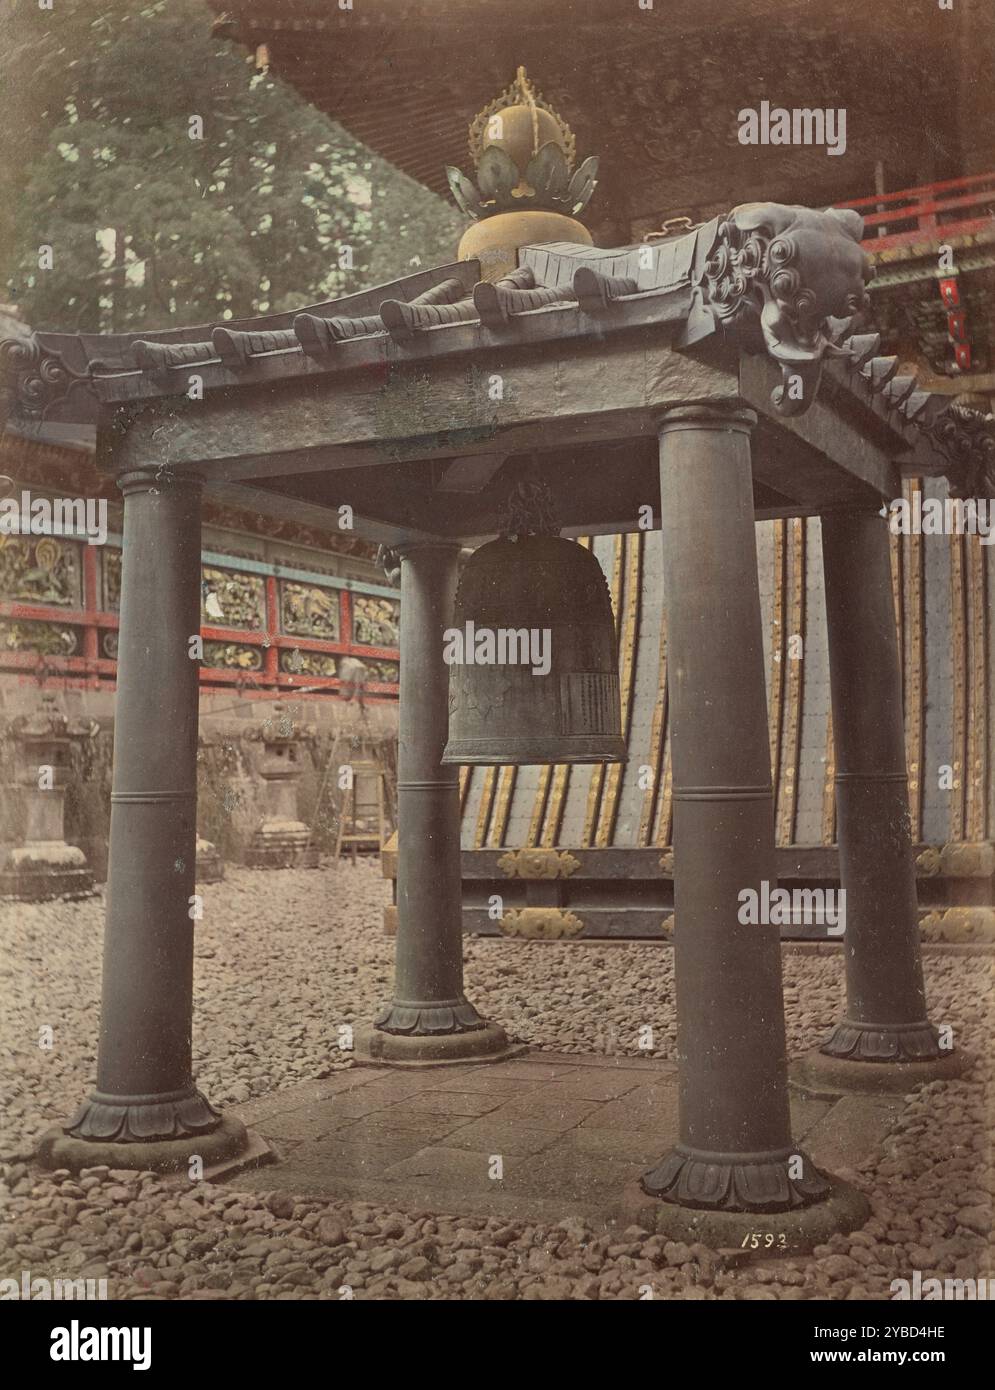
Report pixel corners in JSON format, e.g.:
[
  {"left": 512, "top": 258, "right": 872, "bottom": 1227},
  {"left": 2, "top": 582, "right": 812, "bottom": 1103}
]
[
  {"left": 354, "top": 1006, "right": 521, "bottom": 1067},
  {"left": 791, "top": 1021, "right": 974, "bottom": 1094},
  {"left": 36, "top": 1087, "right": 250, "bottom": 1174},
  {"left": 821, "top": 1018, "right": 942, "bottom": 1063},
  {"left": 623, "top": 1151, "right": 869, "bottom": 1253},
  {"left": 641, "top": 1144, "right": 831, "bottom": 1212},
  {"left": 375, "top": 997, "right": 486, "bottom": 1035}
]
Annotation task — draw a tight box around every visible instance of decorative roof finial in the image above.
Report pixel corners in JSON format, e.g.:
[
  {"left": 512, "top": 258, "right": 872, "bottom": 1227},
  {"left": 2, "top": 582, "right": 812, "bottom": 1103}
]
[{"left": 447, "top": 68, "right": 597, "bottom": 223}]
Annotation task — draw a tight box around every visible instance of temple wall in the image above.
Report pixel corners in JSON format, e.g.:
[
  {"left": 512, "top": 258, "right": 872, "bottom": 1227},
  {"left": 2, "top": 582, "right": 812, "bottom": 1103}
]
[{"left": 460, "top": 488, "right": 993, "bottom": 853}]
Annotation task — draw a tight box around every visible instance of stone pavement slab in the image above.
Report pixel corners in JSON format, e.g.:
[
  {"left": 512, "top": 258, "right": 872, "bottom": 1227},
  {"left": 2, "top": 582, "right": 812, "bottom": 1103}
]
[
  {"left": 417, "top": 1070, "right": 551, "bottom": 1094},
  {"left": 485, "top": 1095, "right": 602, "bottom": 1130},
  {"left": 441, "top": 1118, "right": 563, "bottom": 1156},
  {"left": 401, "top": 1090, "right": 508, "bottom": 1117},
  {"left": 540, "top": 1071, "right": 647, "bottom": 1101},
  {"left": 230, "top": 1069, "right": 384, "bottom": 1128},
  {"left": 298, "top": 1134, "right": 430, "bottom": 1180},
  {"left": 334, "top": 1111, "right": 471, "bottom": 1144},
  {"left": 802, "top": 1093, "right": 905, "bottom": 1172},
  {"left": 223, "top": 1050, "right": 892, "bottom": 1226},
  {"left": 552, "top": 1124, "right": 671, "bottom": 1167},
  {"left": 577, "top": 1082, "right": 679, "bottom": 1131},
  {"left": 478, "top": 1060, "right": 578, "bottom": 1079},
  {"left": 258, "top": 1105, "right": 359, "bottom": 1144},
  {"left": 791, "top": 1093, "right": 836, "bottom": 1141}
]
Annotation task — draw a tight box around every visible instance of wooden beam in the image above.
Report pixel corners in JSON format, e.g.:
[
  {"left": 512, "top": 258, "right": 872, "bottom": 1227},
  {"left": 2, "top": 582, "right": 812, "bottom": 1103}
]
[
  {"left": 742, "top": 354, "right": 903, "bottom": 504},
  {"left": 436, "top": 454, "right": 509, "bottom": 492},
  {"left": 204, "top": 480, "right": 445, "bottom": 548},
  {"left": 109, "top": 334, "right": 740, "bottom": 480}
]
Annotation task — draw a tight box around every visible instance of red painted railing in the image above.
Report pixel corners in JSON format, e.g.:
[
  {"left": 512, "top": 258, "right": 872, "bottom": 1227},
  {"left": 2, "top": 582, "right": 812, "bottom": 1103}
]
[{"left": 836, "top": 171, "right": 995, "bottom": 253}]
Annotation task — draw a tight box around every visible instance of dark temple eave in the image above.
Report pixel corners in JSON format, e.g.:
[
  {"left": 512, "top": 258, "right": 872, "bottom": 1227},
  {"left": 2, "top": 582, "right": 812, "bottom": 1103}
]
[{"left": 204, "top": 0, "right": 980, "bottom": 231}]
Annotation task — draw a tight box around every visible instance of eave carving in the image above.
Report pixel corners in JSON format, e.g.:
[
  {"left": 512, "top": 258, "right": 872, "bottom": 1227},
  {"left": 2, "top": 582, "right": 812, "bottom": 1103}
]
[
  {"left": 687, "top": 203, "right": 873, "bottom": 417},
  {"left": 0, "top": 334, "right": 91, "bottom": 421},
  {"left": 918, "top": 403, "right": 995, "bottom": 500}
]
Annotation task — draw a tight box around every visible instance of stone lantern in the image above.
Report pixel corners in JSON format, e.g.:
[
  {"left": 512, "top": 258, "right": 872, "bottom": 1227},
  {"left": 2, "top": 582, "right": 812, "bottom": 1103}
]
[
  {"left": 195, "top": 832, "right": 223, "bottom": 884},
  {"left": 246, "top": 705, "right": 320, "bottom": 869},
  {"left": 0, "top": 693, "right": 94, "bottom": 901}
]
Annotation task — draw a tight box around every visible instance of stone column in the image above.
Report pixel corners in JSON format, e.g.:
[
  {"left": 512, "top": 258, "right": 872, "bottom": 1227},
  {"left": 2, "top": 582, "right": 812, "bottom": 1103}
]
[
  {"left": 794, "top": 510, "right": 969, "bottom": 1090},
  {"left": 632, "top": 406, "right": 867, "bottom": 1248},
  {"left": 355, "top": 541, "right": 513, "bottom": 1064},
  {"left": 38, "top": 468, "right": 247, "bottom": 1172}
]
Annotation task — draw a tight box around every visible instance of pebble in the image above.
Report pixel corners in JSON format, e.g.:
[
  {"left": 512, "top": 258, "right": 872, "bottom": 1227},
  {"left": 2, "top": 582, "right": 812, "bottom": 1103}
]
[
  {"left": 316, "top": 1215, "right": 346, "bottom": 1247},
  {"left": 956, "top": 1207, "right": 991, "bottom": 1235},
  {"left": 0, "top": 862, "right": 989, "bottom": 1302},
  {"left": 265, "top": 1193, "right": 296, "bottom": 1220}
]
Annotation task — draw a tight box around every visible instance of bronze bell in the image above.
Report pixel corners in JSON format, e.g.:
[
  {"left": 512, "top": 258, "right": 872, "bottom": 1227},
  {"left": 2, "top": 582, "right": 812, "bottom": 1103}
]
[{"left": 441, "top": 535, "right": 626, "bottom": 765}]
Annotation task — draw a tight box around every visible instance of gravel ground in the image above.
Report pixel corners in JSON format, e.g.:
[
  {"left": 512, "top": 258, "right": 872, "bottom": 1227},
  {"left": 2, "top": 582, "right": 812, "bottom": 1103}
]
[{"left": 1, "top": 861, "right": 991, "bottom": 1300}]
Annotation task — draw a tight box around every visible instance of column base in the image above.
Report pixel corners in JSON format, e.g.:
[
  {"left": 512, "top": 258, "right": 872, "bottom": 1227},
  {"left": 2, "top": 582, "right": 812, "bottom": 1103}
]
[
  {"left": 619, "top": 1173, "right": 870, "bottom": 1254},
  {"left": 0, "top": 843, "right": 94, "bottom": 902},
  {"left": 36, "top": 1113, "right": 249, "bottom": 1175},
  {"left": 375, "top": 997, "right": 488, "bottom": 1034},
  {"left": 64, "top": 1086, "right": 224, "bottom": 1143},
  {"left": 353, "top": 1021, "right": 523, "bottom": 1067},
  {"left": 641, "top": 1144, "right": 832, "bottom": 1211},
  {"left": 819, "top": 1017, "right": 944, "bottom": 1063},
  {"left": 246, "top": 821, "right": 320, "bottom": 869},
  {"left": 791, "top": 1045, "right": 973, "bottom": 1095}
]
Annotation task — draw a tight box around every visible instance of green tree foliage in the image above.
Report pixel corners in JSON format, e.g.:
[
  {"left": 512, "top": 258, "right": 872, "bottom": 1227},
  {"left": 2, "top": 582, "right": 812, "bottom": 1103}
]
[{"left": 0, "top": 0, "right": 463, "bottom": 332}]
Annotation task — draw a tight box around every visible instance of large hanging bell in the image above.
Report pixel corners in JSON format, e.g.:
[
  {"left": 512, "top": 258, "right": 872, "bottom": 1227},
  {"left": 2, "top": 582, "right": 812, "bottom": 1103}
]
[{"left": 441, "top": 535, "right": 626, "bottom": 765}]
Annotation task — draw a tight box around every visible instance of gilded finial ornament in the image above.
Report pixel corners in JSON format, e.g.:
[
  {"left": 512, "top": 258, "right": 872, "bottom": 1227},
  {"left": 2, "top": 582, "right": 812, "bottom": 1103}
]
[
  {"left": 468, "top": 67, "right": 576, "bottom": 172},
  {"left": 447, "top": 66, "right": 598, "bottom": 222}
]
